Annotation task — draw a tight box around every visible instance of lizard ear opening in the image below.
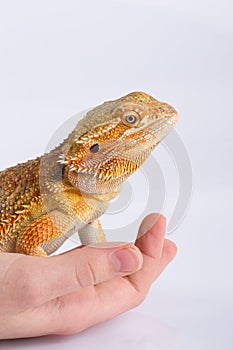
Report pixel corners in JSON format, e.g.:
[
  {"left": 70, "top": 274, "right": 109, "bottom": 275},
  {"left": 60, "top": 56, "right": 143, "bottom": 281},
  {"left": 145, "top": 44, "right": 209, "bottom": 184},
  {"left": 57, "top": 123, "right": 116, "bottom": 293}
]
[{"left": 90, "top": 144, "right": 100, "bottom": 153}]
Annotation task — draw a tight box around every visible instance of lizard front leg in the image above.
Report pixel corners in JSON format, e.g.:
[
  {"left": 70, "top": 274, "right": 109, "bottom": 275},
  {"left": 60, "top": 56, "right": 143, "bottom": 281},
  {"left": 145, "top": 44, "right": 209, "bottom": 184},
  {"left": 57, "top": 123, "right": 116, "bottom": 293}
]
[
  {"left": 15, "top": 194, "right": 102, "bottom": 255},
  {"left": 16, "top": 210, "right": 75, "bottom": 256},
  {"left": 78, "top": 218, "right": 106, "bottom": 245}
]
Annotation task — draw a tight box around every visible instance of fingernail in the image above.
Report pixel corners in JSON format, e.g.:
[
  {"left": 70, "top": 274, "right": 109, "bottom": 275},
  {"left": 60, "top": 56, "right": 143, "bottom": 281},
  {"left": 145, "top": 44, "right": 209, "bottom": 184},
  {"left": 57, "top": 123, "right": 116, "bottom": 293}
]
[
  {"left": 137, "top": 213, "right": 163, "bottom": 239},
  {"left": 111, "top": 247, "right": 143, "bottom": 273}
]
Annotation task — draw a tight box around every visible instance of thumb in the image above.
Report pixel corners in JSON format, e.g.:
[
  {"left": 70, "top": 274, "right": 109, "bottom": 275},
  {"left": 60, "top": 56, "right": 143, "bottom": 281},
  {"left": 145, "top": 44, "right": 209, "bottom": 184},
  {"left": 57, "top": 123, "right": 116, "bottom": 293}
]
[
  {"left": 6, "top": 242, "right": 143, "bottom": 310},
  {"left": 53, "top": 242, "right": 143, "bottom": 291}
]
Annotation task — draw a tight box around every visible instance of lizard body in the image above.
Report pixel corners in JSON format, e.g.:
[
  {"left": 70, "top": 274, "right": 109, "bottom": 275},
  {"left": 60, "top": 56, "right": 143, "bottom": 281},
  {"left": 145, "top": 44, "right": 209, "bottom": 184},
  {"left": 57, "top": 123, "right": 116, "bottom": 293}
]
[{"left": 0, "top": 92, "right": 178, "bottom": 256}]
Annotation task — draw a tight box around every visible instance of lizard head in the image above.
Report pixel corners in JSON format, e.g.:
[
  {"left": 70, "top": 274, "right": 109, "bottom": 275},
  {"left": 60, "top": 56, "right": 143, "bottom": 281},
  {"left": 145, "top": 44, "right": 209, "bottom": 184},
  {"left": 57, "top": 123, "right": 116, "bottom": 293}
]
[{"left": 62, "top": 91, "right": 178, "bottom": 195}]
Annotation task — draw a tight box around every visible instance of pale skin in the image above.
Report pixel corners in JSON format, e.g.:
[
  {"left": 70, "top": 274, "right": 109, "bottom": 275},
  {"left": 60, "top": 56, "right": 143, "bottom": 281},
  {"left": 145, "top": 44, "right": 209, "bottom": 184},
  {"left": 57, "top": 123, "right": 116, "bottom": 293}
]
[{"left": 0, "top": 213, "right": 177, "bottom": 339}]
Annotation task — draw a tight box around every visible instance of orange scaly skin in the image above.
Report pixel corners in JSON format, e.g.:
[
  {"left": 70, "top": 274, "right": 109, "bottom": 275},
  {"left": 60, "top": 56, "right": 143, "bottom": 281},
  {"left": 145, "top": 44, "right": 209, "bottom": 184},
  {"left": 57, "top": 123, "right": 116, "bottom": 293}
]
[{"left": 0, "top": 92, "right": 178, "bottom": 256}]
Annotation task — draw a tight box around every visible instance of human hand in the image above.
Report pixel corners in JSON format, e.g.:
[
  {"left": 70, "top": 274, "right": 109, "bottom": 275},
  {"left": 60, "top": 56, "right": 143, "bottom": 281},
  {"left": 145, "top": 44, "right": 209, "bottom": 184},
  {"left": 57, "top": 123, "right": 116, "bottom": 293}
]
[{"left": 0, "top": 213, "right": 177, "bottom": 339}]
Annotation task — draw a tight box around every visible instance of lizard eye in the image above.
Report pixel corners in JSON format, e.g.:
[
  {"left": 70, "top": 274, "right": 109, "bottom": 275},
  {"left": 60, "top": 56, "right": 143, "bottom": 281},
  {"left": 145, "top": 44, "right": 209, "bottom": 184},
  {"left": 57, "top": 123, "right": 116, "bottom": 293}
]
[
  {"left": 126, "top": 115, "right": 136, "bottom": 124},
  {"left": 122, "top": 112, "right": 140, "bottom": 126},
  {"left": 90, "top": 143, "right": 100, "bottom": 153}
]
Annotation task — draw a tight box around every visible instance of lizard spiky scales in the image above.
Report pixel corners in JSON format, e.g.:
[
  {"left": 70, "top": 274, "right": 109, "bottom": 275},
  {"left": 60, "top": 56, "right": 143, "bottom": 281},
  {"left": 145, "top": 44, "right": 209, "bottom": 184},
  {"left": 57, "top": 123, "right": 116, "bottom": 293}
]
[{"left": 0, "top": 92, "right": 178, "bottom": 256}]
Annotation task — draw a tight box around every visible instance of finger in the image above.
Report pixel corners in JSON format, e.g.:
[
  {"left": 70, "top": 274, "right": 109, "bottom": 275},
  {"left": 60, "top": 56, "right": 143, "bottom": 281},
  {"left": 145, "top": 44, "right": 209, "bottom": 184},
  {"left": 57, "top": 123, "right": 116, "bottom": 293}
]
[
  {"left": 87, "top": 218, "right": 177, "bottom": 324},
  {"left": 79, "top": 216, "right": 177, "bottom": 332},
  {"left": 3, "top": 242, "right": 143, "bottom": 311},
  {"left": 137, "top": 212, "right": 167, "bottom": 258},
  {"left": 127, "top": 214, "right": 177, "bottom": 295},
  {"left": 40, "top": 237, "right": 176, "bottom": 336}
]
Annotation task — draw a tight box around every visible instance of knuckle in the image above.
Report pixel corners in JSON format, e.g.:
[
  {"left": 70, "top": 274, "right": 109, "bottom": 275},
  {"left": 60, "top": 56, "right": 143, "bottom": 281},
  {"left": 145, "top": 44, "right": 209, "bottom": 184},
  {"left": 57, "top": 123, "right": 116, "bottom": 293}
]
[
  {"left": 74, "top": 253, "right": 99, "bottom": 288},
  {"left": 86, "top": 260, "right": 97, "bottom": 285}
]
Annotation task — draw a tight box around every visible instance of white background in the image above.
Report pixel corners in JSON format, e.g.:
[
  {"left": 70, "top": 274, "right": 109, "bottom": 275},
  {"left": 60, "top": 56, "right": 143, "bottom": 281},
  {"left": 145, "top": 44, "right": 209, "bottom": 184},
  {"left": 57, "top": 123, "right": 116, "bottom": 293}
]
[{"left": 0, "top": 0, "right": 233, "bottom": 349}]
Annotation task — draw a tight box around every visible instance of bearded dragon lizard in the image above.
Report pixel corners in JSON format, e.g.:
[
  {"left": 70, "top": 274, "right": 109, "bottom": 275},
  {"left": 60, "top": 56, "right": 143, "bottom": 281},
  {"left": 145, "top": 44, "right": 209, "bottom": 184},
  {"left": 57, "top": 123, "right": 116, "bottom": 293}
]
[{"left": 0, "top": 92, "right": 178, "bottom": 256}]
